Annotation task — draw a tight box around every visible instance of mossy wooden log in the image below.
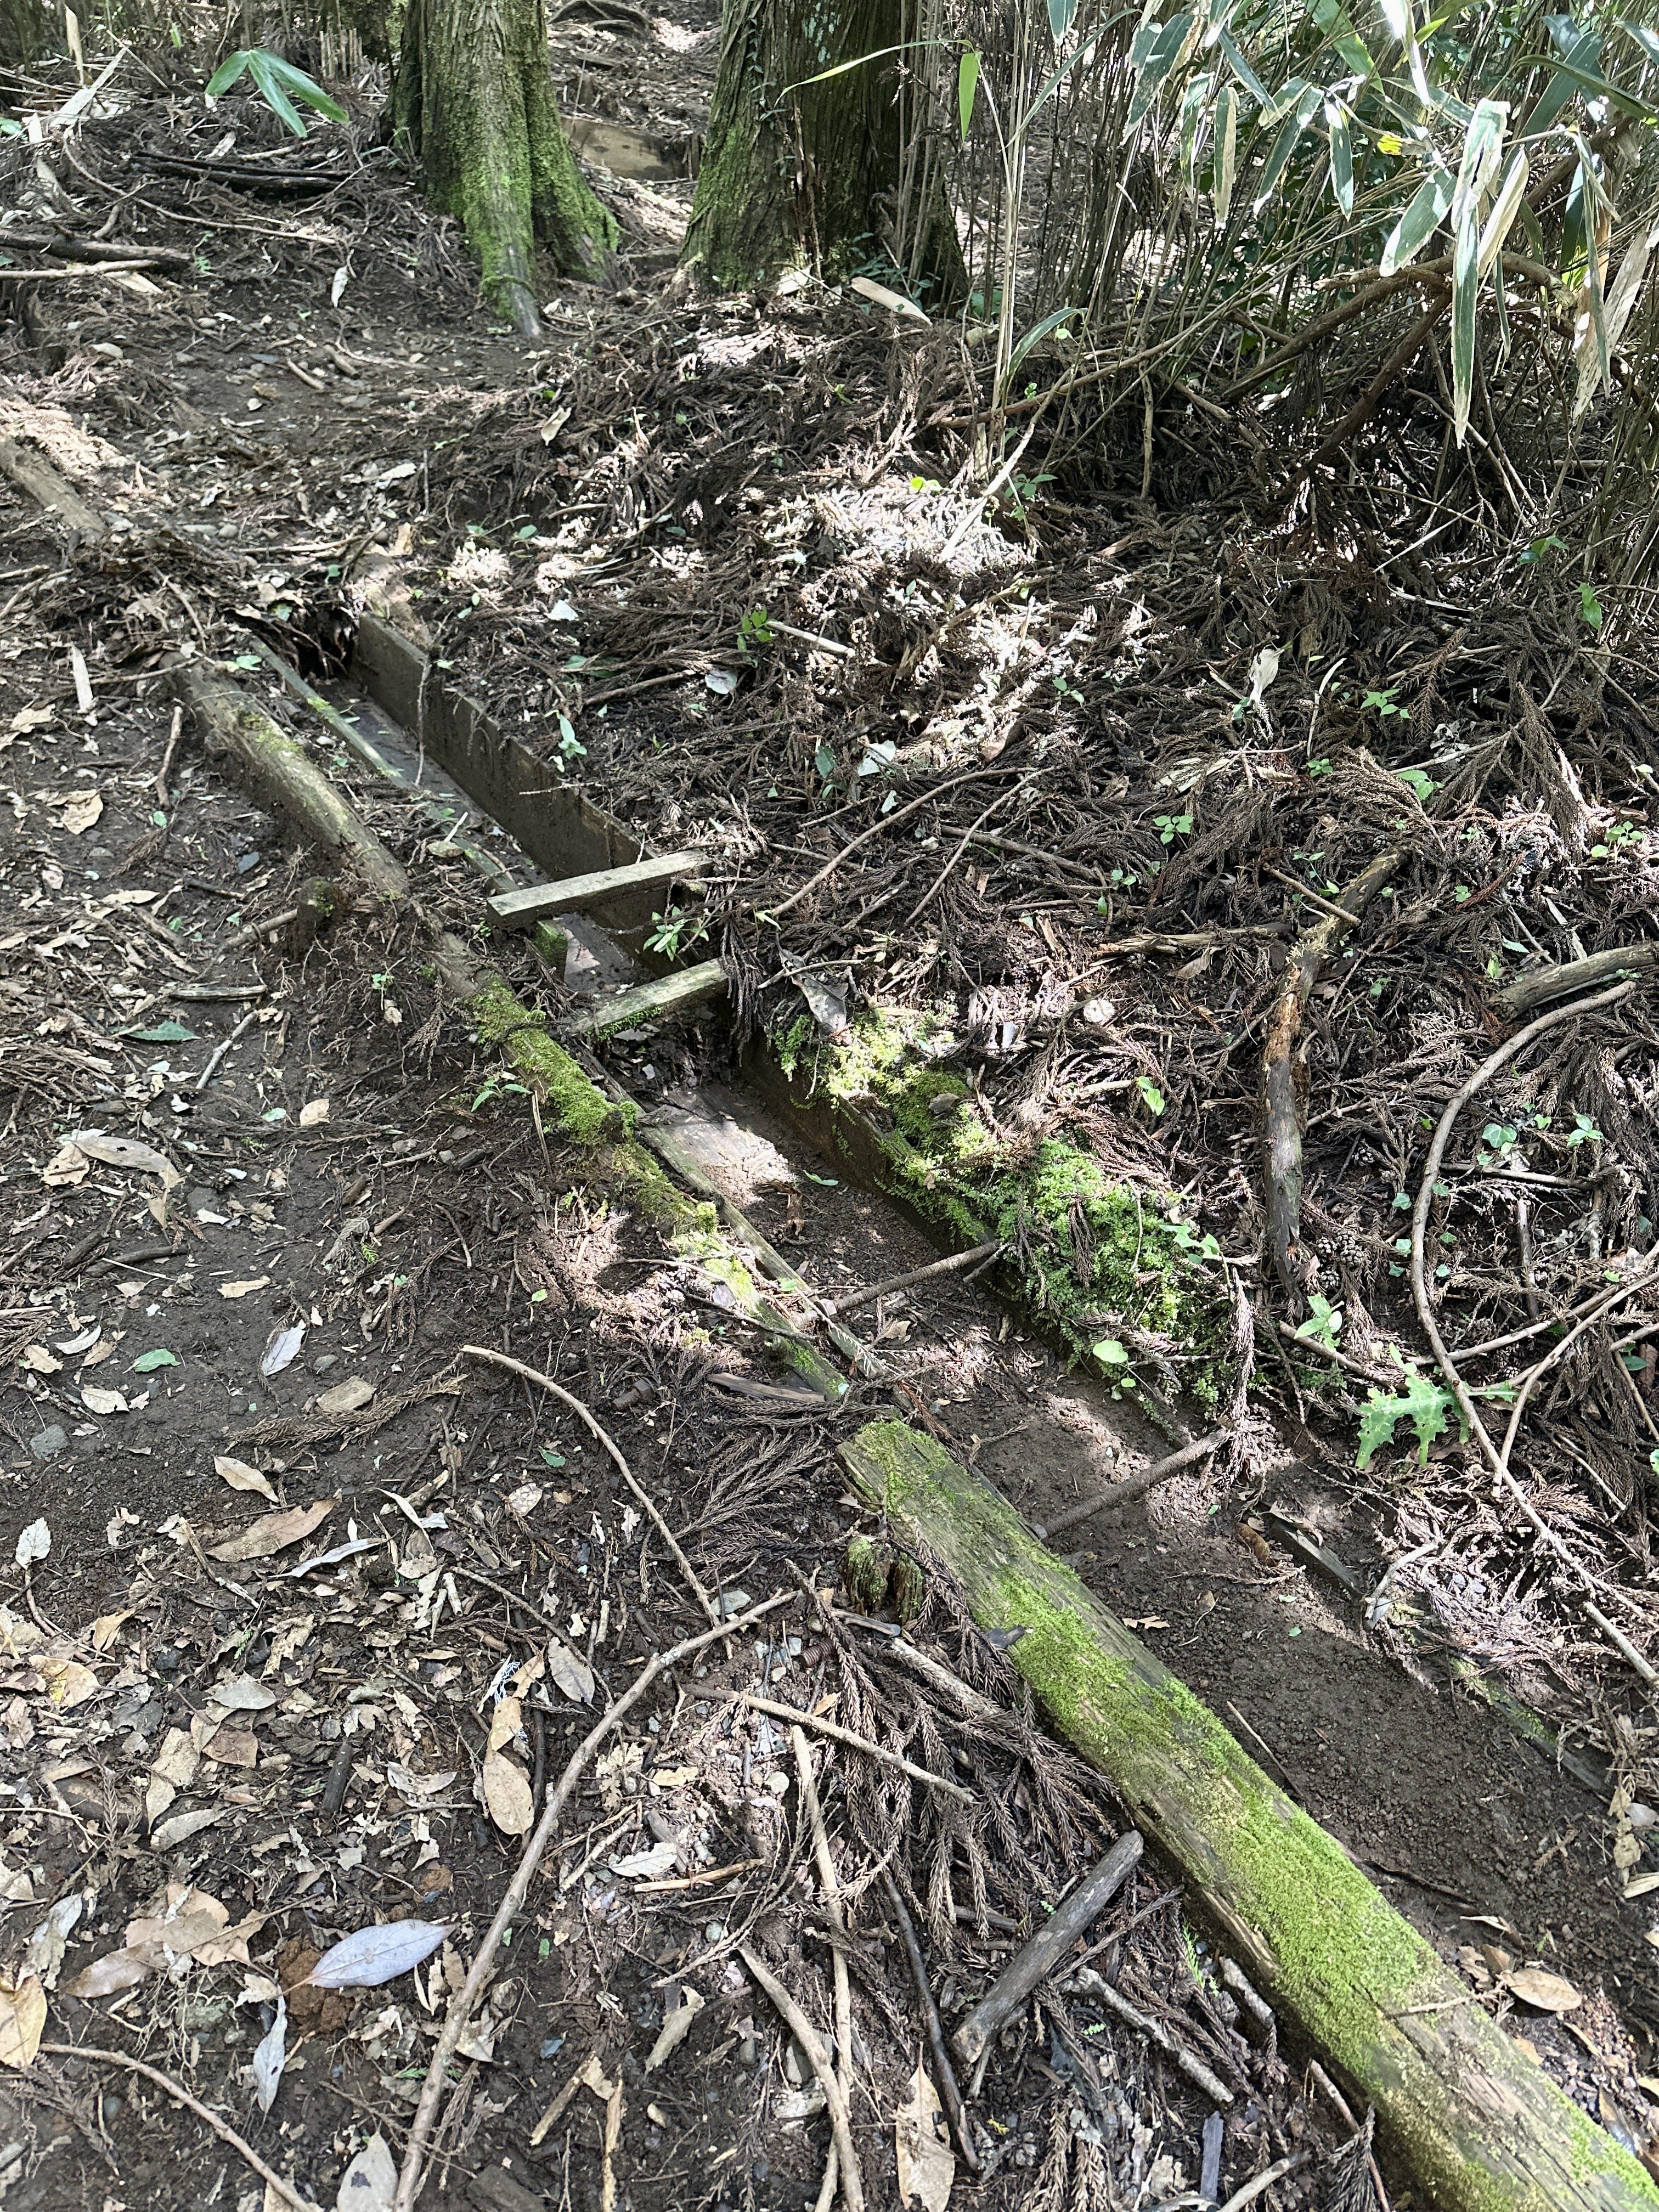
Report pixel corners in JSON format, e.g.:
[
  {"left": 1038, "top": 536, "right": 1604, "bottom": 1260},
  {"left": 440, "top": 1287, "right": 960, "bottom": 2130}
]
[
  {"left": 430, "top": 940, "right": 847, "bottom": 1401},
  {"left": 175, "top": 665, "right": 409, "bottom": 904},
  {"left": 840, "top": 1419, "right": 1659, "bottom": 2212}
]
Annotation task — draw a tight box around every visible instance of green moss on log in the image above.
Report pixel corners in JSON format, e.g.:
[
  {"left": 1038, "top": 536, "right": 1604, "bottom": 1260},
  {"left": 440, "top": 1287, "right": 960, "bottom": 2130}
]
[
  {"left": 788, "top": 1007, "right": 1229, "bottom": 1405},
  {"left": 472, "top": 973, "right": 628, "bottom": 1146},
  {"left": 842, "top": 1418, "right": 1659, "bottom": 2212}
]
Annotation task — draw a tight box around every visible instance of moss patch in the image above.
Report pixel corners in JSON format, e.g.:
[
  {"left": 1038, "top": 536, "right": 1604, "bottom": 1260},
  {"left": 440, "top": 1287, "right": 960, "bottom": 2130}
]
[
  {"left": 471, "top": 974, "right": 629, "bottom": 1147},
  {"left": 792, "top": 1006, "right": 1228, "bottom": 1404}
]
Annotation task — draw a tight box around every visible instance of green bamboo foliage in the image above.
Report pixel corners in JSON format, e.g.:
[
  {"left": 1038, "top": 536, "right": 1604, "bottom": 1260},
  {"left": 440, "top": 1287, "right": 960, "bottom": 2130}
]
[{"left": 938, "top": 0, "right": 1659, "bottom": 548}]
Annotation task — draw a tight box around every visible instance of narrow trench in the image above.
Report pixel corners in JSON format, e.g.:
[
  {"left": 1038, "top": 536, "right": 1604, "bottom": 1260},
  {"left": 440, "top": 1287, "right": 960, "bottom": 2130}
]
[{"left": 290, "top": 611, "right": 1633, "bottom": 2023}]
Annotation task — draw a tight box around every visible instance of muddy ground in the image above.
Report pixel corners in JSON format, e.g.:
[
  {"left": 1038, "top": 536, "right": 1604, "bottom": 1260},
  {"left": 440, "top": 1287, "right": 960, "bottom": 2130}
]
[{"left": 2, "top": 19, "right": 1658, "bottom": 2212}]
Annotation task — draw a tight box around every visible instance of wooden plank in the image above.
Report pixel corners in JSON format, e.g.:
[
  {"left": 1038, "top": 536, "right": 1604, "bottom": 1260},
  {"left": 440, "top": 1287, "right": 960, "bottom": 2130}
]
[
  {"left": 0, "top": 438, "right": 108, "bottom": 542},
  {"left": 489, "top": 850, "right": 706, "bottom": 927},
  {"left": 571, "top": 961, "right": 727, "bottom": 1040}
]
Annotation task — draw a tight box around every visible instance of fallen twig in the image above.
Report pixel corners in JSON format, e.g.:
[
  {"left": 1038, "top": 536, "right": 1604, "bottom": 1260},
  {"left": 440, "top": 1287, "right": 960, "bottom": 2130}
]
[
  {"left": 40, "top": 2044, "right": 319, "bottom": 2211},
  {"left": 794, "top": 1726, "right": 854, "bottom": 2212},
  {"left": 1494, "top": 942, "right": 1658, "bottom": 1022},
  {"left": 822, "top": 1238, "right": 1005, "bottom": 1317},
  {"left": 953, "top": 1831, "right": 1143, "bottom": 2073},
  {"left": 723, "top": 1687, "right": 974, "bottom": 1801},
  {"left": 1071, "top": 1965, "right": 1234, "bottom": 2107},
  {"left": 1217, "top": 2151, "right": 1313, "bottom": 2211},
  {"left": 390, "top": 1595, "right": 788, "bottom": 2212},
  {"left": 1034, "top": 1432, "right": 1228, "bottom": 1542},
  {"left": 882, "top": 1868, "right": 979, "bottom": 2171},
  {"left": 737, "top": 1943, "right": 865, "bottom": 2212},
  {"left": 1262, "top": 848, "right": 1401, "bottom": 1304},
  {"left": 194, "top": 1007, "right": 256, "bottom": 1093},
  {"left": 461, "top": 1344, "right": 719, "bottom": 1626}
]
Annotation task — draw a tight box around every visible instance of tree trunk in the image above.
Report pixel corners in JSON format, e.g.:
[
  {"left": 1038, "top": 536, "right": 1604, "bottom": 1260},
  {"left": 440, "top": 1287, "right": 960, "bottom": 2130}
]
[
  {"left": 0, "top": 0, "right": 50, "bottom": 67},
  {"left": 681, "top": 0, "right": 962, "bottom": 299},
  {"left": 394, "top": 0, "right": 616, "bottom": 336},
  {"left": 840, "top": 1418, "right": 1659, "bottom": 2212}
]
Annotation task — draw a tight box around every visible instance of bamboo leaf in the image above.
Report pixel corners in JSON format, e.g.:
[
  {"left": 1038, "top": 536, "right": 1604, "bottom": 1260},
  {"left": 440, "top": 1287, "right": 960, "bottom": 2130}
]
[
  {"left": 1048, "top": 0, "right": 1079, "bottom": 37},
  {"left": 1251, "top": 80, "right": 1321, "bottom": 213},
  {"left": 1327, "top": 97, "right": 1354, "bottom": 216},
  {"left": 259, "top": 53, "right": 348, "bottom": 122},
  {"left": 1520, "top": 26, "right": 1600, "bottom": 138},
  {"left": 1451, "top": 202, "right": 1479, "bottom": 446},
  {"left": 1476, "top": 148, "right": 1530, "bottom": 278},
  {"left": 1125, "top": 13, "right": 1196, "bottom": 138},
  {"left": 958, "top": 48, "right": 980, "bottom": 140},
  {"left": 1450, "top": 96, "right": 1506, "bottom": 240},
  {"left": 1008, "top": 304, "right": 1082, "bottom": 377},
  {"left": 204, "top": 48, "right": 252, "bottom": 96},
  {"left": 1381, "top": 167, "right": 1453, "bottom": 274},
  {"left": 1211, "top": 27, "right": 1270, "bottom": 106},
  {"left": 247, "top": 49, "right": 306, "bottom": 135},
  {"left": 1378, "top": 0, "right": 1413, "bottom": 46},
  {"left": 1214, "top": 82, "right": 1238, "bottom": 221}
]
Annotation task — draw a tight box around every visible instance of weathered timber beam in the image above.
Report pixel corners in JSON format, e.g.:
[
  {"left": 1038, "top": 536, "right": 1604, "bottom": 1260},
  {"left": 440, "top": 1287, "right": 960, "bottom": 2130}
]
[
  {"left": 839, "top": 1418, "right": 1658, "bottom": 2212},
  {"left": 570, "top": 960, "right": 727, "bottom": 1040},
  {"left": 0, "top": 437, "right": 109, "bottom": 541},
  {"left": 173, "top": 665, "right": 409, "bottom": 904},
  {"left": 489, "top": 850, "right": 706, "bottom": 927}
]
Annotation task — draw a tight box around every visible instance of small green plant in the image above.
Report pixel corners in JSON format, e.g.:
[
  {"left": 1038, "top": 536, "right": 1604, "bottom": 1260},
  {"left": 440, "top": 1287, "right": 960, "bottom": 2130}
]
[
  {"left": 1052, "top": 671, "right": 1085, "bottom": 706},
  {"left": 1578, "top": 580, "right": 1605, "bottom": 633},
  {"left": 1362, "top": 686, "right": 1408, "bottom": 721},
  {"left": 1590, "top": 821, "right": 1640, "bottom": 859},
  {"left": 1395, "top": 766, "right": 1438, "bottom": 803},
  {"left": 737, "top": 606, "right": 774, "bottom": 654},
  {"left": 1519, "top": 532, "right": 1566, "bottom": 567},
  {"left": 1307, "top": 757, "right": 1333, "bottom": 778},
  {"left": 1294, "top": 1293, "right": 1344, "bottom": 1354},
  {"left": 1565, "top": 1112, "right": 1602, "bottom": 1148},
  {"left": 556, "top": 712, "right": 585, "bottom": 760},
  {"left": 205, "top": 47, "right": 346, "bottom": 136},
  {"left": 470, "top": 1074, "right": 529, "bottom": 1114},
  {"left": 1135, "top": 1074, "right": 1166, "bottom": 1116},
  {"left": 1153, "top": 812, "right": 1194, "bottom": 844},
  {"left": 645, "top": 907, "right": 709, "bottom": 960},
  {"left": 1479, "top": 1121, "right": 1519, "bottom": 1162},
  {"left": 1356, "top": 1359, "right": 1464, "bottom": 1470}
]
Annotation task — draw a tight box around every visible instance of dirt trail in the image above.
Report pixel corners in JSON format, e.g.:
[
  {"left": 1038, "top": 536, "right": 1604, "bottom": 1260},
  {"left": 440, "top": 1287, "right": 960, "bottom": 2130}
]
[{"left": 2, "top": 21, "right": 1658, "bottom": 2212}]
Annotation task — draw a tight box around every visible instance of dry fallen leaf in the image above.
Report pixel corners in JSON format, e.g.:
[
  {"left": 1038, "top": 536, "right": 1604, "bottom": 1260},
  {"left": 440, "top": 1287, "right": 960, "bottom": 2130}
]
[
  {"left": 895, "top": 2058, "right": 955, "bottom": 2212},
  {"left": 69, "top": 1131, "right": 178, "bottom": 1185},
  {"left": 81, "top": 1385, "right": 127, "bottom": 1417},
  {"left": 316, "top": 1375, "right": 374, "bottom": 1416},
  {"left": 210, "top": 1498, "right": 335, "bottom": 1564},
  {"left": 202, "top": 1725, "right": 258, "bottom": 1768},
  {"left": 259, "top": 1322, "right": 306, "bottom": 1378},
  {"left": 386, "top": 1763, "right": 459, "bottom": 1801},
  {"left": 334, "top": 2130, "right": 396, "bottom": 2212},
  {"left": 545, "top": 1634, "right": 595, "bottom": 1706},
  {"left": 298, "top": 1098, "right": 330, "bottom": 1127},
  {"left": 645, "top": 1986, "right": 704, "bottom": 2073},
  {"left": 90, "top": 1610, "right": 132, "bottom": 1653},
  {"left": 59, "top": 791, "right": 103, "bottom": 835},
  {"left": 482, "top": 1748, "right": 534, "bottom": 1836},
  {"left": 0, "top": 1973, "right": 46, "bottom": 2069},
  {"left": 1504, "top": 1967, "right": 1583, "bottom": 2014},
  {"left": 215, "top": 1455, "right": 278, "bottom": 1503},
  {"left": 304, "top": 1920, "right": 447, "bottom": 1990},
  {"left": 41, "top": 1142, "right": 89, "bottom": 1188},
  {"left": 21, "top": 1345, "right": 61, "bottom": 1375},
  {"left": 35, "top": 1656, "right": 98, "bottom": 1709},
  {"left": 218, "top": 1277, "right": 270, "bottom": 1300},
  {"left": 13, "top": 1521, "right": 49, "bottom": 1571}
]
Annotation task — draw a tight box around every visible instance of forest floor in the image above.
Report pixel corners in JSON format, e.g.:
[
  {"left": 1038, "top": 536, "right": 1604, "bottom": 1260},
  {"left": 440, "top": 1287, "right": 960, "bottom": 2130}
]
[{"left": 2, "top": 15, "right": 1658, "bottom": 2212}]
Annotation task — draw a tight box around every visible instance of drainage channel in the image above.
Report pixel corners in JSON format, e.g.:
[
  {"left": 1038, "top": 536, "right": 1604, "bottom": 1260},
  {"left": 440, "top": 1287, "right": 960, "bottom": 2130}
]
[{"left": 191, "top": 616, "right": 1650, "bottom": 2212}]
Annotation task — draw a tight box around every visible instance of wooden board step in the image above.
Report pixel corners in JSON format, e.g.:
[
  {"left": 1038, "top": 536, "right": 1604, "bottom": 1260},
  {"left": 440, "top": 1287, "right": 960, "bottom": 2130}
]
[
  {"left": 569, "top": 960, "right": 728, "bottom": 1040},
  {"left": 488, "top": 849, "right": 706, "bottom": 928}
]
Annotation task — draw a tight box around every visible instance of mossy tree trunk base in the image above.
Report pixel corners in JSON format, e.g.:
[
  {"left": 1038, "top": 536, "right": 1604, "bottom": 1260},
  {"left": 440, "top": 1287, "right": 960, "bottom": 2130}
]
[
  {"left": 840, "top": 1418, "right": 1659, "bottom": 2212},
  {"left": 394, "top": 0, "right": 617, "bottom": 334},
  {"left": 681, "top": 0, "right": 963, "bottom": 300}
]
